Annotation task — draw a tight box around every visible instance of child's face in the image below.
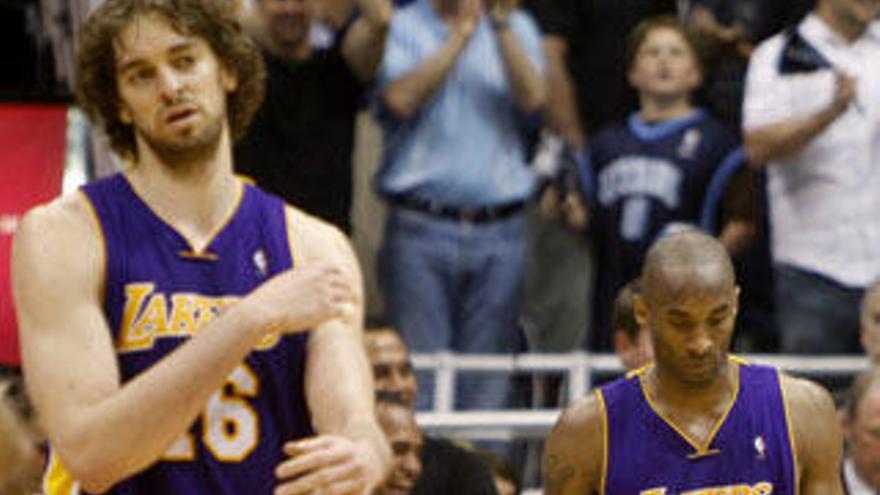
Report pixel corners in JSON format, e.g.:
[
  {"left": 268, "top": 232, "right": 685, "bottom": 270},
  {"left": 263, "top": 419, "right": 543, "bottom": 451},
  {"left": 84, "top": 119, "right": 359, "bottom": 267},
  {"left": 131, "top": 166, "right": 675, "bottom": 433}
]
[{"left": 628, "top": 27, "right": 702, "bottom": 101}]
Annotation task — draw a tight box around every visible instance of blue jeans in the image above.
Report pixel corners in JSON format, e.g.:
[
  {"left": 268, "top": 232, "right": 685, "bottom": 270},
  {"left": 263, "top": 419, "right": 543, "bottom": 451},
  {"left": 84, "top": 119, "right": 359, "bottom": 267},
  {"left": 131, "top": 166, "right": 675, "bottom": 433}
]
[
  {"left": 774, "top": 264, "right": 862, "bottom": 354},
  {"left": 379, "top": 208, "right": 527, "bottom": 411}
]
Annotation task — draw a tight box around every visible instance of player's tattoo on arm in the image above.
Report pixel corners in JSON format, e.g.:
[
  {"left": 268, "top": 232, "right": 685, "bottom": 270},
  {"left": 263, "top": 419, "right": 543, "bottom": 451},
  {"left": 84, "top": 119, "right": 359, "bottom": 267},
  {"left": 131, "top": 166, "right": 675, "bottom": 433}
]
[{"left": 545, "top": 454, "right": 576, "bottom": 495}]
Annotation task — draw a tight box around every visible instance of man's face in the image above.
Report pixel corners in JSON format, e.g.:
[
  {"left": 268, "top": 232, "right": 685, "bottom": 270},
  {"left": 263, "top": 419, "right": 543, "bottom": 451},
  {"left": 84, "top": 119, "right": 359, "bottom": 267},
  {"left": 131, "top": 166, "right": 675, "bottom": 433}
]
[
  {"left": 636, "top": 269, "right": 737, "bottom": 388},
  {"left": 375, "top": 404, "right": 423, "bottom": 495},
  {"left": 366, "top": 330, "right": 418, "bottom": 407},
  {"left": 628, "top": 27, "right": 702, "bottom": 100},
  {"left": 114, "top": 12, "right": 237, "bottom": 162},
  {"left": 848, "top": 385, "right": 880, "bottom": 490},
  {"left": 861, "top": 287, "right": 880, "bottom": 362},
  {"left": 258, "top": 0, "right": 314, "bottom": 50}
]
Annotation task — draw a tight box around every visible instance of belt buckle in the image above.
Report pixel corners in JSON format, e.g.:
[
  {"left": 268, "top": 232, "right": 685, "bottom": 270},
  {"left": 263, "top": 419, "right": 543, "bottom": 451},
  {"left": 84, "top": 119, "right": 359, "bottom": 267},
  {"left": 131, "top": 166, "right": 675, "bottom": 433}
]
[{"left": 460, "top": 206, "right": 479, "bottom": 223}]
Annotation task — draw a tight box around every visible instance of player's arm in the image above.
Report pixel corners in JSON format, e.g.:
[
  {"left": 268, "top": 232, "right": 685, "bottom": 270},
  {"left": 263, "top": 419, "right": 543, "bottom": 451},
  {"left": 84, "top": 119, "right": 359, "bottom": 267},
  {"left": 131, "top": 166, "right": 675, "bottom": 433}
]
[
  {"left": 340, "top": 0, "right": 393, "bottom": 82},
  {"left": 13, "top": 195, "right": 349, "bottom": 493},
  {"left": 543, "top": 393, "right": 605, "bottom": 495},
  {"left": 274, "top": 208, "right": 391, "bottom": 495},
  {"left": 780, "top": 375, "right": 845, "bottom": 495}
]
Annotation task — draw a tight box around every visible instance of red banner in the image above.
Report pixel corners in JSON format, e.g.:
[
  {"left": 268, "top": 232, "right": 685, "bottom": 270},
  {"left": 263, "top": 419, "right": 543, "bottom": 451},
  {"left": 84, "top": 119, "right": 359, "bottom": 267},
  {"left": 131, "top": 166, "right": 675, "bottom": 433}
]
[{"left": 0, "top": 104, "right": 67, "bottom": 366}]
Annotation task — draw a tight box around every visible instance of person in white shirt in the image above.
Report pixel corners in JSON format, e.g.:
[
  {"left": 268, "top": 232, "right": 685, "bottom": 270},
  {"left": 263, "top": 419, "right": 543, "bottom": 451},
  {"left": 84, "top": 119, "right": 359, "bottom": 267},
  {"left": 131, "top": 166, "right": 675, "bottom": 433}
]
[
  {"left": 742, "top": 0, "right": 880, "bottom": 354},
  {"left": 842, "top": 368, "right": 880, "bottom": 495}
]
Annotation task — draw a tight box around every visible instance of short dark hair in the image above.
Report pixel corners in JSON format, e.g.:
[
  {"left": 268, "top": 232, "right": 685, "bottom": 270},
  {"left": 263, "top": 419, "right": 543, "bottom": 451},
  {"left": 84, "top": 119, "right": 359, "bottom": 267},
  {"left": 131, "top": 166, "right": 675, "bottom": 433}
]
[
  {"left": 624, "top": 15, "right": 705, "bottom": 75},
  {"left": 612, "top": 279, "right": 642, "bottom": 340},
  {"left": 76, "top": 0, "right": 265, "bottom": 158}
]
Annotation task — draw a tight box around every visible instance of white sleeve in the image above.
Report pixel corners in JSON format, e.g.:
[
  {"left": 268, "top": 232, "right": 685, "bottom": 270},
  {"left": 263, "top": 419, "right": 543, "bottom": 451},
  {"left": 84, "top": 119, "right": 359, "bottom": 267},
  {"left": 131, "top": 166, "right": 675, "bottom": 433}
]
[{"left": 742, "top": 36, "right": 792, "bottom": 131}]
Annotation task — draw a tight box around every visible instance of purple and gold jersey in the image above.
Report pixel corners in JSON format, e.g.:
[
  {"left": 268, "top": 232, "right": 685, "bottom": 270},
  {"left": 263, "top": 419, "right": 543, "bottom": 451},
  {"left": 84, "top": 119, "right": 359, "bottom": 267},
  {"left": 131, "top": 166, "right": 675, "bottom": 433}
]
[
  {"left": 43, "top": 174, "right": 313, "bottom": 494},
  {"left": 598, "top": 358, "right": 797, "bottom": 495}
]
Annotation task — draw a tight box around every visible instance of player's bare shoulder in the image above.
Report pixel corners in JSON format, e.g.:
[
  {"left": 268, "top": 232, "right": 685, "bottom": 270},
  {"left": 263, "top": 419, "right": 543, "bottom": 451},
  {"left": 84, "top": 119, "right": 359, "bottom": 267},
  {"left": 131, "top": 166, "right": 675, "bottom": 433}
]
[
  {"left": 13, "top": 192, "right": 104, "bottom": 291},
  {"left": 778, "top": 373, "right": 838, "bottom": 432},
  {"left": 16, "top": 191, "right": 98, "bottom": 244},
  {"left": 543, "top": 391, "right": 606, "bottom": 495},
  {"left": 283, "top": 205, "right": 356, "bottom": 268},
  {"left": 778, "top": 372, "right": 845, "bottom": 494}
]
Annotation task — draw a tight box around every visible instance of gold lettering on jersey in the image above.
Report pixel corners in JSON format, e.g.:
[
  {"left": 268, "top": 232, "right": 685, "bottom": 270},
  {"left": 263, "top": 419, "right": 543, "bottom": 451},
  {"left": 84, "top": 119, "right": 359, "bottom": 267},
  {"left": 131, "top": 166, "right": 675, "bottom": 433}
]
[
  {"left": 169, "top": 294, "right": 198, "bottom": 335},
  {"left": 118, "top": 284, "right": 280, "bottom": 352},
  {"left": 640, "top": 483, "right": 772, "bottom": 495}
]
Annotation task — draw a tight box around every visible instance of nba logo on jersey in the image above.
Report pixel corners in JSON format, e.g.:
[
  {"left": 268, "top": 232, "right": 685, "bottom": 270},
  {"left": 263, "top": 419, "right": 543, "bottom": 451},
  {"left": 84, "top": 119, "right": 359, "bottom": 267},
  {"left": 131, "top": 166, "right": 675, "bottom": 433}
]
[
  {"left": 677, "top": 129, "right": 702, "bottom": 160},
  {"left": 253, "top": 249, "right": 268, "bottom": 278},
  {"left": 754, "top": 435, "right": 767, "bottom": 460}
]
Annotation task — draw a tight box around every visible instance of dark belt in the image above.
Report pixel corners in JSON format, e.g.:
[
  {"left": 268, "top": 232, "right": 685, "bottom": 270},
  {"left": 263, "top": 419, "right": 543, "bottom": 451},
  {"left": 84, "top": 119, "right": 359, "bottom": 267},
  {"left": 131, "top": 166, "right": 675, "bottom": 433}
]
[{"left": 386, "top": 194, "right": 525, "bottom": 223}]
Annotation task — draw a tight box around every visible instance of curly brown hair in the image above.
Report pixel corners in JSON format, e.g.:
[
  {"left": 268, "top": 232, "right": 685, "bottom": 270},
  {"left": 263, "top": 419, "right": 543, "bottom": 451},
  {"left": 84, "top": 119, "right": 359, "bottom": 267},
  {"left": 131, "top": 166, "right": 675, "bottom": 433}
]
[{"left": 76, "top": 0, "right": 265, "bottom": 158}]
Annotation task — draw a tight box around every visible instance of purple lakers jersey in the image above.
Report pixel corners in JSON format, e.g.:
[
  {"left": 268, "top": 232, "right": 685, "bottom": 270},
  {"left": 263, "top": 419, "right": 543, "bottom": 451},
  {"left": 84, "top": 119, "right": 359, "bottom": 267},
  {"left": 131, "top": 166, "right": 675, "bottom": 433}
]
[
  {"left": 44, "top": 174, "right": 313, "bottom": 494},
  {"left": 598, "top": 358, "right": 797, "bottom": 495}
]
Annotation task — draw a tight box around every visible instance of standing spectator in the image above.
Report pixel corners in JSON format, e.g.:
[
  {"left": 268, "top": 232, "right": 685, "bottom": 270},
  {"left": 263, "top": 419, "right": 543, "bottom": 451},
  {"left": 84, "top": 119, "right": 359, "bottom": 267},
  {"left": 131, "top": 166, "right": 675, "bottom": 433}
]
[
  {"left": 576, "top": 16, "right": 747, "bottom": 350},
  {"left": 234, "top": 0, "right": 393, "bottom": 233},
  {"left": 842, "top": 368, "right": 880, "bottom": 495},
  {"left": 374, "top": 0, "right": 545, "bottom": 411},
  {"left": 860, "top": 283, "right": 880, "bottom": 364},
  {"left": 742, "top": 0, "right": 880, "bottom": 354}
]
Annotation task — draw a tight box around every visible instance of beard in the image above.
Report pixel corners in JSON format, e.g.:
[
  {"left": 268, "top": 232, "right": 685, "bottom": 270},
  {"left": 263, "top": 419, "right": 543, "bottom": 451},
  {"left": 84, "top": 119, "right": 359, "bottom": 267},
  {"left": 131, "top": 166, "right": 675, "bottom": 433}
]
[{"left": 139, "top": 107, "right": 225, "bottom": 168}]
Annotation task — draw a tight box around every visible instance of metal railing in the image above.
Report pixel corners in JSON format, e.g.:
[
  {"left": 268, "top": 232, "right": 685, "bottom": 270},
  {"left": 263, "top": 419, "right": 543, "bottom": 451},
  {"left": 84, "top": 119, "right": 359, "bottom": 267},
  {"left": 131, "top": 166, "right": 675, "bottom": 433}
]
[{"left": 413, "top": 352, "right": 870, "bottom": 439}]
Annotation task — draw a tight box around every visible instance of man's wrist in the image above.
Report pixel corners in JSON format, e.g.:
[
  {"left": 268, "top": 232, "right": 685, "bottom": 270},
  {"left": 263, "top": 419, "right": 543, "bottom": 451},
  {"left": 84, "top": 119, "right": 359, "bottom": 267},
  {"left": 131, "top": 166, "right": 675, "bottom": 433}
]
[{"left": 232, "top": 297, "right": 278, "bottom": 342}]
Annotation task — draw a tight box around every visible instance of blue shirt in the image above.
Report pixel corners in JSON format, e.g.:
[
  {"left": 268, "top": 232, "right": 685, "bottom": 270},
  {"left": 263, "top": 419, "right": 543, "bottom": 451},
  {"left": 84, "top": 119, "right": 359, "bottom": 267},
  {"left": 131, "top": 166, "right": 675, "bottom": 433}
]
[{"left": 374, "top": 0, "right": 545, "bottom": 206}]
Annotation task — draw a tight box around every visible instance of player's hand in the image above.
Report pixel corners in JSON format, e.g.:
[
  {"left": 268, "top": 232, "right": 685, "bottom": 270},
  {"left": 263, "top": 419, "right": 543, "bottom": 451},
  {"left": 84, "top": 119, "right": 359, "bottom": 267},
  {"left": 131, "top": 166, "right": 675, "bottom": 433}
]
[
  {"left": 274, "top": 435, "right": 382, "bottom": 495},
  {"left": 244, "top": 263, "right": 357, "bottom": 336}
]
